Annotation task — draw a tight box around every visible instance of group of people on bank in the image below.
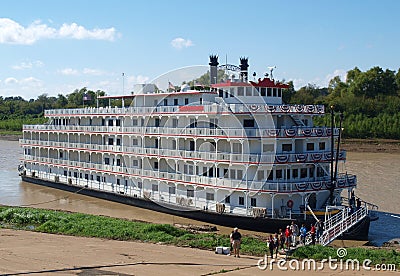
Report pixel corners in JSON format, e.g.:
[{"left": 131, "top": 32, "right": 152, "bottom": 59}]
[{"left": 229, "top": 219, "right": 324, "bottom": 259}]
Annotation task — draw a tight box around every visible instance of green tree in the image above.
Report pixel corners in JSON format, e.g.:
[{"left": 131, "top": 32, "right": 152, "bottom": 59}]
[
  {"left": 282, "top": 81, "right": 295, "bottom": 103},
  {"left": 187, "top": 70, "right": 227, "bottom": 86},
  {"left": 55, "top": 94, "right": 68, "bottom": 108},
  {"left": 347, "top": 66, "right": 397, "bottom": 98}
]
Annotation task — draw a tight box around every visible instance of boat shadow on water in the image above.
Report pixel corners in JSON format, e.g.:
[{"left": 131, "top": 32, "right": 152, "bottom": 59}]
[{"left": 368, "top": 211, "right": 400, "bottom": 246}]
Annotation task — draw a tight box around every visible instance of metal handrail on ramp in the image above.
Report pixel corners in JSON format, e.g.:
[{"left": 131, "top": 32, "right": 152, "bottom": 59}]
[
  {"left": 319, "top": 206, "right": 368, "bottom": 246},
  {"left": 304, "top": 205, "right": 368, "bottom": 246}
]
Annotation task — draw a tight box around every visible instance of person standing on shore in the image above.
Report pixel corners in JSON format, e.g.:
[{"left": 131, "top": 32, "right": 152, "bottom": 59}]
[
  {"left": 228, "top": 230, "right": 234, "bottom": 256},
  {"left": 278, "top": 229, "right": 285, "bottom": 250},
  {"left": 268, "top": 235, "right": 275, "bottom": 259},
  {"left": 310, "top": 223, "right": 316, "bottom": 245},
  {"left": 300, "top": 224, "right": 307, "bottom": 245},
  {"left": 273, "top": 233, "right": 280, "bottom": 258},
  {"left": 285, "top": 225, "right": 291, "bottom": 248},
  {"left": 290, "top": 221, "right": 299, "bottom": 246},
  {"left": 231, "top": 227, "right": 242, "bottom": 258}
]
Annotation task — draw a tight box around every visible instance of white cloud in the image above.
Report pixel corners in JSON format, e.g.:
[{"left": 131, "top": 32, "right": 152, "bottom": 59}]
[
  {"left": 338, "top": 44, "right": 346, "bottom": 51},
  {"left": 292, "top": 78, "right": 307, "bottom": 90},
  {"left": 290, "top": 69, "right": 347, "bottom": 90},
  {"left": 83, "top": 68, "right": 106, "bottom": 76},
  {"left": 17, "top": 77, "right": 43, "bottom": 93},
  {"left": 59, "top": 68, "right": 79, "bottom": 76},
  {"left": 171, "top": 37, "right": 194, "bottom": 49},
  {"left": 4, "top": 77, "right": 18, "bottom": 85},
  {"left": 324, "top": 69, "right": 347, "bottom": 87},
  {"left": 0, "top": 18, "right": 117, "bottom": 45},
  {"left": 127, "top": 75, "right": 150, "bottom": 86},
  {"left": 12, "top": 60, "right": 44, "bottom": 70},
  {"left": 0, "top": 76, "right": 44, "bottom": 99},
  {"left": 59, "top": 67, "right": 109, "bottom": 76},
  {"left": 20, "top": 77, "right": 43, "bottom": 87},
  {"left": 58, "top": 23, "right": 116, "bottom": 41}
]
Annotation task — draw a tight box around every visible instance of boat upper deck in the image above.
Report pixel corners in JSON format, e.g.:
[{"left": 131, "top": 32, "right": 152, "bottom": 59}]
[{"left": 44, "top": 103, "right": 325, "bottom": 117}]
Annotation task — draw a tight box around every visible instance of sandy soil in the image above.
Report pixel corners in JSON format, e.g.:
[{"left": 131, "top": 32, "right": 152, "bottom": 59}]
[
  {"left": 0, "top": 134, "right": 20, "bottom": 141},
  {"left": 0, "top": 229, "right": 397, "bottom": 276},
  {"left": 341, "top": 139, "right": 400, "bottom": 154}
]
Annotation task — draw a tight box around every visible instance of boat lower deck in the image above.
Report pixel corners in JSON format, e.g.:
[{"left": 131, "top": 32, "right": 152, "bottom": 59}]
[{"left": 21, "top": 175, "right": 371, "bottom": 240}]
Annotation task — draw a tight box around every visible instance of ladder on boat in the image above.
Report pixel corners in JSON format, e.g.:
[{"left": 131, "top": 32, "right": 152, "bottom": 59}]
[
  {"left": 290, "top": 115, "right": 306, "bottom": 127},
  {"left": 305, "top": 205, "right": 368, "bottom": 246}
]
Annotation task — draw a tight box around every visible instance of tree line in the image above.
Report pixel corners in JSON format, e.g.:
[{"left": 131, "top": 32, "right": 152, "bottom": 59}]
[
  {"left": 0, "top": 88, "right": 108, "bottom": 131},
  {"left": 0, "top": 66, "right": 399, "bottom": 139},
  {"left": 283, "top": 66, "right": 400, "bottom": 139}
]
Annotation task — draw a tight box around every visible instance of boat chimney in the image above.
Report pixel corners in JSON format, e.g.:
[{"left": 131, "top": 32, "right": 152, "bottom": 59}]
[
  {"left": 239, "top": 57, "right": 249, "bottom": 82},
  {"left": 209, "top": 55, "right": 219, "bottom": 84}
]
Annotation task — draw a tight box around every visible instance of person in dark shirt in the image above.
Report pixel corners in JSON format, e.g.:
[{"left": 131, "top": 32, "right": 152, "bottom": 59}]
[
  {"left": 356, "top": 198, "right": 362, "bottom": 210},
  {"left": 268, "top": 235, "right": 275, "bottom": 258},
  {"left": 231, "top": 227, "right": 242, "bottom": 257}
]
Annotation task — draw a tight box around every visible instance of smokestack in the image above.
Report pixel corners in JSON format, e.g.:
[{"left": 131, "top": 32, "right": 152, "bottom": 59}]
[
  {"left": 239, "top": 57, "right": 249, "bottom": 82},
  {"left": 209, "top": 55, "right": 219, "bottom": 84}
]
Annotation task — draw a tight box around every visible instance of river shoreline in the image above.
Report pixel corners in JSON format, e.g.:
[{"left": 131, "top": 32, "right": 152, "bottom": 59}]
[
  {"left": 3, "top": 228, "right": 396, "bottom": 276},
  {"left": 341, "top": 138, "right": 400, "bottom": 153}
]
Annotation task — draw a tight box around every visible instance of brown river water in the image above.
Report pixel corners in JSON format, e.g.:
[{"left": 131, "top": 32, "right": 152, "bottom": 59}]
[{"left": 0, "top": 139, "right": 399, "bottom": 244}]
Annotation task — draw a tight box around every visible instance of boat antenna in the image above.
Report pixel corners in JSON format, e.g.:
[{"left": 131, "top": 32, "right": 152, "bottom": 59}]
[
  {"left": 225, "top": 53, "right": 228, "bottom": 80},
  {"left": 334, "top": 112, "right": 344, "bottom": 190},
  {"left": 122, "top": 72, "right": 125, "bottom": 94},
  {"left": 329, "top": 106, "right": 335, "bottom": 205},
  {"left": 268, "top": 66, "right": 276, "bottom": 80}
]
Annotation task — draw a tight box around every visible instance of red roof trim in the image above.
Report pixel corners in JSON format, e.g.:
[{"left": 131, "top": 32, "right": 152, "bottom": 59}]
[{"left": 250, "top": 77, "right": 289, "bottom": 88}]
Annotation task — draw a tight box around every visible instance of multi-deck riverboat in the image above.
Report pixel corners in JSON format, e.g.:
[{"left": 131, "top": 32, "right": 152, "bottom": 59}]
[{"left": 19, "top": 55, "right": 374, "bottom": 241}]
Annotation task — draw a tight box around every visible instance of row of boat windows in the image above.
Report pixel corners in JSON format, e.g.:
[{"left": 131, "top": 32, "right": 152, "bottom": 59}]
[
  {"left": 52, "top": 118, "right": 222, "bottom": 128},
  {"left": 154, "top": 98, "right": 193, "bottom": 106},
  {"left": 58, "top": 160, "right": 325, "bottom": 182},
  {"left": 58, "top": 173, "right": 265, "bottom": 207},
  {"left": 24, "top": 139, "right": 327, "bottom": 158},
  {"left": 31, "top": 140, "right": 325, "bottom": 158},
  {"left": 31, "top": 148, "right": 327, "bottom": 180},
  {"left": 174, "top": 164, "right": 326, "bottom": 180},
  {"left": 217, "top": 87, "right": 282, "bottom": 98},
  {"left": 52, "top": 117, "right": 305, "bottom": 130},
  {"left": 133, "top": 161, "right": 326, "bottom": 181},
  {"left": 54, "top": 118, "right": 231, "bottom": 129},
  {"left": 101, "top": 138, "right": 325, "bottom": 153}
]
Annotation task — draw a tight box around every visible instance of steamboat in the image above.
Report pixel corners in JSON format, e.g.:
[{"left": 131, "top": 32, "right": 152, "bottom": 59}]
[{"left": 19, "top": 55, "right": 377, "bottom": 243}]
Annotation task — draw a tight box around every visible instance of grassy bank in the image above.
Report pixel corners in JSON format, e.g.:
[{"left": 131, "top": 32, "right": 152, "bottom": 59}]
[
  {"left": 0, "top": 206, "right": 398, "bottom": 266},
  {"left": 0, "top": 206, "right": 267, "bottom": 256},
  {"left": 294, "top": 245, "right": 400, "bottom": 267}
]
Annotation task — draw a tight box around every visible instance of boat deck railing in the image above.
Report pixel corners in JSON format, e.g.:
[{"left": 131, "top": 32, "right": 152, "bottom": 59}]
[
  {"left": 21, "top": 158, "right": 357, "bottom": 194},
  {"left": 305, "top": 205, "right": 368, "bottom": 246},
  {"left": 20, "top": 138, "right": 346, "bottom": 165},
  {"left": 43, "top": 103, "right": 325, "bottom": 117},
  {"left": 340, "top": 196, "right": 379, "bottom": 211},
  {"left": 22, "top": 125, "right": 340, "bottom": 138},
  {"left": 319, "top": 206, "right": 368, "bottom": 246}
]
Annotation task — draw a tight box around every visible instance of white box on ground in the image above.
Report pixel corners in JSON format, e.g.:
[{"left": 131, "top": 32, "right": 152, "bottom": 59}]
[{"left": 215, "top": 246, "right": 230, "bottom": 255}]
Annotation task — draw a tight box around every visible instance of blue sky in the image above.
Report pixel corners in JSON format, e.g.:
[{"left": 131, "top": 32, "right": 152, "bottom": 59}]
[{"left": 1, "top": 0, "right": 400, "bottom": 99}]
